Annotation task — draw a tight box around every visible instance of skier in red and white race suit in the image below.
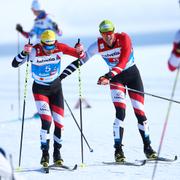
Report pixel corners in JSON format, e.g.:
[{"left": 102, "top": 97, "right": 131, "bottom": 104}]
[
  {"left": 59, "top": 20, "right": 157, "bottom": 162},
  {"left": 12, "top": 30, "right": 84, "bottom": 166},
  {"left": 168, "top": 30, "right": 180, "bottom": 71},
  {"left": 16, "top": 0, "right": 62, "bottom": 43}
]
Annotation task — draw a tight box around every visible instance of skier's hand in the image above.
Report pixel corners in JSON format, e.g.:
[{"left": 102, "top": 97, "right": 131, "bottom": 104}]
[
  {"left": 52, "top": 22, "right": 59, "bottom": 31},
  {"left": 75, "top": 43, "right": 86, "bottom": 59},
  {"left": 51, "top": 22, "right": 62, "bottom": 36},
  {"left": 176, "top": 42, "right": 180, "bottom": 53},
  {"left": 97, "top": 76, "right": 109, "bottom": 85},
  {"left": 16, "top": 24, "right": 23, "bottom": 33},
  {"left": 23, "top": 44, "right": 33, "bottom": 54}
]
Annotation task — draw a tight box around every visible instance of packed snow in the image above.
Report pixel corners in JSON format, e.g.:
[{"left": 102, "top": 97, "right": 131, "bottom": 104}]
[{"left": 0, "top": 0, "right": 180, "bottom": 180}]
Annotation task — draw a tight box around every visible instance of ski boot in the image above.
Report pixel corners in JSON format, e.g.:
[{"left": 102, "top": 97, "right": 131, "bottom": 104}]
[
  {"left": 53, "top": 149, "right": 64, "bottom": 166},
  {"left": 144, "top": 145, "right": 157, "bottom": 159},
  {"left": 114, "top": 146, "right": 126, "bottom": 162},
  {"left": 40, "top": 150, "right": 49, "bottom": 167}
]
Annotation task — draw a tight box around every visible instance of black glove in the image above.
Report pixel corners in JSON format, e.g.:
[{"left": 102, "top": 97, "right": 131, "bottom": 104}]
[
  {"left": 16, "top": 24, "right": 23, "bottom": 33},
  {"left": 74, "top": 38, "right": 80, "bottom": 48},
  {"left": 104, "top": 72, "right": 113, "bottom": 80},
  {"left": 52, "top": 22, "right": 59, "bottom": 31},
  {"left": 175, "top": 42, "right": 180, "bottom": 53}
]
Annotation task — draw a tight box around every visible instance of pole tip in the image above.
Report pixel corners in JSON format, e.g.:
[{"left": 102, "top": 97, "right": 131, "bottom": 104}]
[
  {"left": 16, "top": 166, "right": 22, "bottom": 172},
  {"left": 90, "top": 149, "right": 93, "bottom": 152},
  {"left": 80, "top": 163, "right": 86, "bottom": 168}
]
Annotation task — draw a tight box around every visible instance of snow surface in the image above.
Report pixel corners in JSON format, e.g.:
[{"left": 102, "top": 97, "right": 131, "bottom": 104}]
[
  {"left": 1, "top": 44, "right": 180, "bottom": 180},
  {"left": 0, "top": 0, "right": 180, "bottom": 180}
]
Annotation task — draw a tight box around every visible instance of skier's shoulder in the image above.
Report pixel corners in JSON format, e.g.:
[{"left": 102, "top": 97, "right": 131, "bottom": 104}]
[
  {"left": 31, "top": 43, "right": 44, "bottom": 57},
  {"left": 115, "top": 32, "right": 132, "bottom": 47},
  {"left": 116, "top": 32, "right": 130, "bottom": 40},
  {"left": 55, "top": 41, "right": 73, "bottom": 51},
  {"left": 33, "top": 43, "right": 41, "bottom": 49}
]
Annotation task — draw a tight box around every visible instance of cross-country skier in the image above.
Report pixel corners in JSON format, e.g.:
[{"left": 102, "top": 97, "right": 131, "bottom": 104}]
[
  {"left": 167, "top": 30, "right": 180, "bottom": 71},
  {"left": 16, "top": 0, "right": 62, "bottom": 43},
  {"left": 11, "top": 30, "right": 84, "bottom": 167},
  {"left": 59, "top": 20, "right": 157, "bottom": 162},
  {"left": 167, "top": 0, "right": 180, "bottom": 71}
]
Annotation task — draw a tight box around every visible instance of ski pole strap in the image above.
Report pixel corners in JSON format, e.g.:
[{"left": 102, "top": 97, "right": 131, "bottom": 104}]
[
  {"left": 78, "top": 59, "right": 82, "bottom": 98},
  {"left": 23, "top": 61, "right": 29, "bottom": 99},
  {"left": 23, "top": 39, "right": 31, "bottom": 99},
  {"left": 110, "top": 83, "right": 180, "bottom": 104},
  {"left": 77, "top": 38, "right": 82, "bottom": 99}
]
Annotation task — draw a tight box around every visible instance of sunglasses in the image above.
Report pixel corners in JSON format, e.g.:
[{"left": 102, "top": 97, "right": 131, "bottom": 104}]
[
  {"left": 101, "top": 31, "right": 114, "bottom": 36},
  {"left": 41, "top": 42, "right": 55, "bottom": 51}
]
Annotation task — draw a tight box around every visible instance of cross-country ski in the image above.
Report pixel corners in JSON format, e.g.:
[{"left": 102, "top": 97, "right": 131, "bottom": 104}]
[
  {"left": 137, "top": 155, "right": 178, "bottom": 163},
  {"left": 103, "top": 160, "right": 146, "bottom": 167},
  {"left": 49, "top": 164, "right": 78, "bottom": 171}
]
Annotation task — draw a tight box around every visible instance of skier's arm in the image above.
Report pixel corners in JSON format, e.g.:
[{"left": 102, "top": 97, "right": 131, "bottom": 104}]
[
  {"left": 12, "top": 44, "right": 34, "bottom": 67},
  {"left": 59, "top": 42, "right": 98, "bottom": 80},
  {"left": 16, "top": 24, "right": 30, "bottom": 38},
  {"left": 59, "top": 58, "right": 86, "bottom": 80}
]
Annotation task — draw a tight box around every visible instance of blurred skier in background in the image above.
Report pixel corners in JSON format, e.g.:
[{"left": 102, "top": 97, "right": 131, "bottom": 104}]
[
  {"left": 167, "top": 30, "right": 180, "bottom": 71},
  {"left": 16, "top": 0, "right": 62, "bottom": 43},
  {"left": 59, "top": 20, "right": 157, "bottom": 162},
  {"left": 12, "top": 30, "right": 84, "bottom": 167},
  {"left": 16, "top": 0, "right": 62, "bottom": 121},
  {"left": 167, "top": 1, "right": 180, "bottom": 71}
]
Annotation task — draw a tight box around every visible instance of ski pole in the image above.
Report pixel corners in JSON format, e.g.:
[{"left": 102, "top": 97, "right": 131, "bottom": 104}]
[
  {"left": 64, "top": 99, "right": 93, "bottom": 152},
  {"left": 18, "top": 39, "right": 31, "bottom": 167},
  {"left": 17, "top": 32, "right": 21, "bottom": 120},
  {"left": 110, "top": 83, "right": 180, "bottom": 104},
  {"left": 151, "top": 66, "right": 180, "bottom": 180},
  {"left": 77, "top": 38, "right": 84, "bottom": 165}
]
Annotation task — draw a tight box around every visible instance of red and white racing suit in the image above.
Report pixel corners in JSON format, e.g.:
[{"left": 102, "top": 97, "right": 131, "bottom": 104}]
[
  {"left": 60, "top": 32, "right": 153, "bottom": 148},
  {"left": 12, "top": 41, "right": 79, "bottom": 152},
  {"left": 168, "top": 30, "right": 180, "bottom": 71}
]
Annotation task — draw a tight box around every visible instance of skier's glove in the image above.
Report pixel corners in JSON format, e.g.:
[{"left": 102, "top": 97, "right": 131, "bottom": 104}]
[
  {"left": 52, "top": 22, "right": 62, "bottom": 36},
  {"left": 176, "top": 42, "right": 180, "bottom": 53},
  {"left": 74, "top": 42, "right": 86, "bottom": 59},
  {"left": 97, "top": 73, "right": 113, "bottom": 85},
  {"left": 23, "top": 44, "right": 33, "bottom": 55},
  {"left": 16, "top": 24, "right": 23, "bottom": 33},
  {"left": 52, "top": 22, "right": 58, "bottom": 31}
]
